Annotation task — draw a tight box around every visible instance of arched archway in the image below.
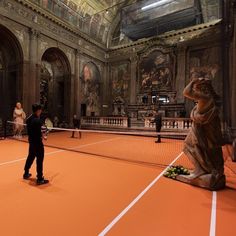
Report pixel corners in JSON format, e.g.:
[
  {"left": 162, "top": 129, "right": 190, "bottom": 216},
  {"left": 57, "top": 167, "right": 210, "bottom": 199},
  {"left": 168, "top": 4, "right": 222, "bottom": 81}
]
[
  {"left": 0, "top": 25, "right": 23, "bottom": 121},
  {"left": 40, "top": 47, "right": 71, "bottom": 121},
  {"left": 80, "top": 62, "right": 101, "bottom": 116}
]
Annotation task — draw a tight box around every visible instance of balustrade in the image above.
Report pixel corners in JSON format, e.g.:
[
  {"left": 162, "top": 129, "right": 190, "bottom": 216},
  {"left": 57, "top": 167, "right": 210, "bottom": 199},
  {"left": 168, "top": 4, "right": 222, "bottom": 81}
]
[
  {"left": 81, "top": 117, "right": 128, "bottom": 127},
  {"left": 144, "top": 117, "right": 192, "bottom": 131}
]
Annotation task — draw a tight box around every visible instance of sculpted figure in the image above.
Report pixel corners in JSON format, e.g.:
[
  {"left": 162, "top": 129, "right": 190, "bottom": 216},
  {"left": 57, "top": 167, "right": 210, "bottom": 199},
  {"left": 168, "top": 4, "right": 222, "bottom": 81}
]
[
  {"left": 176, "top": 70, "right": 225, "bottom": 190},
  {"left": 13, "top": 102, "right": 26, "bottom": 138}
]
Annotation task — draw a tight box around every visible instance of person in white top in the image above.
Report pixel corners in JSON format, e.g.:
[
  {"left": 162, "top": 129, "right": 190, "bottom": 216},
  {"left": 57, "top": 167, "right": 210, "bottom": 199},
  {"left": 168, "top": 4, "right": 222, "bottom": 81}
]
[{"left": 13, "top": 102, "right": 26, "bottom": 138}]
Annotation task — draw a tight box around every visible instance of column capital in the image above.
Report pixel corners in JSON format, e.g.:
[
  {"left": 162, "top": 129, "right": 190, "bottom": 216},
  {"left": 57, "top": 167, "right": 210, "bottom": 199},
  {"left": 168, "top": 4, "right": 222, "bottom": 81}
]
[
  {"left": 75, "top": 48, "right": 81, "bottom": 57},
  {"left": 176, "top": 44, "right": 187, "bottom": 52},
  {"left": 29, "top": 28, "right": 40, "bottom": 39},
  {"left": 130, "top": 54, "right": 138, "bottom": 64}
]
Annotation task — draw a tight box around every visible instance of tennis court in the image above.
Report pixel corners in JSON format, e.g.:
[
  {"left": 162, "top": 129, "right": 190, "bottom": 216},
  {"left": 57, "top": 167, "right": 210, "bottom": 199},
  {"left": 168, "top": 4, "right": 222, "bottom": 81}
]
[{"left": 0, "top": 130, "right": 235, "bottom": 236}]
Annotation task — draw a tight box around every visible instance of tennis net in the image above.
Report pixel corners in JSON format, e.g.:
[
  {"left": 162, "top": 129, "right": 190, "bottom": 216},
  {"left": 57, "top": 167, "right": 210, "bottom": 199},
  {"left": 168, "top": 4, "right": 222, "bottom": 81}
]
[{"left": 5, "top": 120, "right": 193, "bottom": 169}]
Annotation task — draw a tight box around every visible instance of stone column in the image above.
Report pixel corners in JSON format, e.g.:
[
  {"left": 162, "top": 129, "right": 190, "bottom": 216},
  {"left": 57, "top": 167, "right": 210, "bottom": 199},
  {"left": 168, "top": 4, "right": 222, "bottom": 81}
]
[
  {"left": 21, "top": 61, "right": 30, "bottom": 116},
  {"left": 229, "top": 13, "right": 236, "bottom": 138},
  {"left": 28, "top": 28, "right": 39, "bottom": 109},
  {"left": 175, "top": 46, "right": 187, "bottom": 103},
  {"left": 130, "top": 55, "right": 138, "bottom": 104},
  {"left": 101, "top": 61, "right": 110, "bottom": 116},
  {"left": 74, "top": 49, "right": 81, "bottom": 117}
]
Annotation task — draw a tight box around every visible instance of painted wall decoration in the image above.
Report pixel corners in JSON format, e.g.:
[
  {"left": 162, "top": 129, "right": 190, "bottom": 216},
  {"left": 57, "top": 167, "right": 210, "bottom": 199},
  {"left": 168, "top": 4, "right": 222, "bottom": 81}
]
[
  {"left": 111, "top": 62, "right": 131, "bottom": 104},
  {"left": 184, "top": 47, "right": 222, "bottom": 117},
  {"left": 81, "top": 62, "right": 101, "bottom": 116},
  {"left": 189, "top": 47, "right": 221, "bottom": 95},
  {"left": 139, "top": 50, "right": 173, "bottom": 92}
]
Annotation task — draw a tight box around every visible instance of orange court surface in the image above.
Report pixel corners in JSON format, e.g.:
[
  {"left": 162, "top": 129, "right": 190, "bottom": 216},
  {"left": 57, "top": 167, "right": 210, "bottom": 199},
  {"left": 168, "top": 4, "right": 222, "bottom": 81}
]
[{"left": 0, "top": 132, "right": 235, "bottom": 236}]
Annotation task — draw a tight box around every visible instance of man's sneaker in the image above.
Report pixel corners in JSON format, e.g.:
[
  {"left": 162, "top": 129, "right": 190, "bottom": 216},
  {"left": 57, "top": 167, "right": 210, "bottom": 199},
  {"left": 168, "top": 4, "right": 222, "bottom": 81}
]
[
  {"left": 36, "top": 178, "right": 49, "bottom": 185},
  {"left": 155, "top": 140, "right": 161, "bottom": 143},
  {"left": 23, "top": 173, "right": 32, "bottom": 179}
]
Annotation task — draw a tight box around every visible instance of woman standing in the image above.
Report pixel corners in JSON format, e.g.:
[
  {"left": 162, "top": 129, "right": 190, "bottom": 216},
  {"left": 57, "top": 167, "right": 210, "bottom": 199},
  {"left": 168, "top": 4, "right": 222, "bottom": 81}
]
[{"left": 13, "top": 102, "right": 26, "bottom": 138}]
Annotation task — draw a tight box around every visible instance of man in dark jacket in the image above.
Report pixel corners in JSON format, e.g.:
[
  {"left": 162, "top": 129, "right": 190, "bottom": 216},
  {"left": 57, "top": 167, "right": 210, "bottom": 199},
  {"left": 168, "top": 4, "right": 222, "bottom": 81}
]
[
  {"left": 23, "top": 104, "right": 49, "bottom": 185},
  {"left": 71, "top": 114, "right": 81, "bottom": 139},
  {"left": 151, "top": 111, "right": 162, "bottom": 143}
]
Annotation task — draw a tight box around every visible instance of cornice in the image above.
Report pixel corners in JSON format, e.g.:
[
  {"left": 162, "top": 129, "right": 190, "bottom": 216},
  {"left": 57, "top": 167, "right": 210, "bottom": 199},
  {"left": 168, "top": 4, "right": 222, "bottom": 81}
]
[
  {"left": 109, "top": 19, "right": 222, "bottom": 52},
  {"left": 16, "top": 0, "right": 107, "bottom": 51}
]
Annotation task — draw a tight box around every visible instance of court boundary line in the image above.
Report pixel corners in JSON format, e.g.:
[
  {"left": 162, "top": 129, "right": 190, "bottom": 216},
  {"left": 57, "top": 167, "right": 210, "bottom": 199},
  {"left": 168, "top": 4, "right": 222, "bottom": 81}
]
[
  {"left": 98, "top": 152, "right": 184, "bottom": 236},
  {"left": 0, "top": 137, "right": 120, "bottom": 167},
  {"left": 209, "top": 191, "right": 217, "bottom": 236}
]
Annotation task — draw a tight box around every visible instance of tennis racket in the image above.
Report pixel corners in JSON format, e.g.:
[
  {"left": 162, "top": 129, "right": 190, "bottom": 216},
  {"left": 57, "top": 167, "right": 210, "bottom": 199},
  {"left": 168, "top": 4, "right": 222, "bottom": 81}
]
[{"left": 43, "top": 118, "right": 54, "bottom": 139}]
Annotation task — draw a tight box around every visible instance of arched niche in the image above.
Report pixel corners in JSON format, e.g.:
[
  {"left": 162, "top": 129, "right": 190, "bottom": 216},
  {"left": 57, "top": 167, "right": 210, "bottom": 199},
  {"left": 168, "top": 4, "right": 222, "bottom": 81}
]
[
  {"left": 0, "top": 24, "right": 23, "bottom": 121},
  {"left": 80, "top": 62, "right": 101, "bottom": 116},
  {"left": 40, "top": 47, "right": 71, "bottom": 121}
]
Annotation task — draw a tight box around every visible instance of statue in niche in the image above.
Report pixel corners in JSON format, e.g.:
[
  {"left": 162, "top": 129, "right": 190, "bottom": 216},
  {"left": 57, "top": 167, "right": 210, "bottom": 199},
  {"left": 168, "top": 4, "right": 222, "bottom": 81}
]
[
  {"left": 112, "top": 96, "right": 126, "bottom": 116},
  {"left": 175, "top": 68, "right": 225, "bottom": 190}
]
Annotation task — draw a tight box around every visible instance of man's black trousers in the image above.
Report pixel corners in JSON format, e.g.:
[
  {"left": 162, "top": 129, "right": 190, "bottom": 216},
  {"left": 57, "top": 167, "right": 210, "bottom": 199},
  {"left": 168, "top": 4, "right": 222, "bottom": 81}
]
[
  {"left": 24, "top": 142, "right": 44, "bottom": 179},
  {"left": 156, "top": 126, "right": 161, "bottom": 142}
]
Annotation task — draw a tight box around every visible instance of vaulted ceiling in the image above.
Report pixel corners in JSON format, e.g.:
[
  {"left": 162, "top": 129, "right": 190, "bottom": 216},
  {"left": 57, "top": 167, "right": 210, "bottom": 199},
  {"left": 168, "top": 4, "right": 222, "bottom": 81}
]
[
  {"left": 35, "top": 0, "right": 222, "bottom": 47},
  {"left": 52, "top": 0, "right": 137, "bottom": 45},
  {"left": 69, "top": 0, "right": 128, "bottom": 22}
]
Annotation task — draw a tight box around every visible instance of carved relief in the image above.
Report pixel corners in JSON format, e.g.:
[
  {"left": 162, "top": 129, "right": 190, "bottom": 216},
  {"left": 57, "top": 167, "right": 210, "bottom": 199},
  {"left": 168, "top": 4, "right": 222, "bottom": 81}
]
[
  {"left": 14, "top": 29, "right": 24, "bottom": 44},
  {"left": 40, "top": 41, "right": 49, "bottom": 52}
]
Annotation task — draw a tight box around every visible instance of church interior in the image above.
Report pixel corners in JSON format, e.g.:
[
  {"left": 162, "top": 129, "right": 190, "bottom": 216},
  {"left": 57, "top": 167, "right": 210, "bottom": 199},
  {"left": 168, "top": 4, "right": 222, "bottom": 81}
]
[
  {"left": 0, "top": 0, "right": 235, "bottom": 138},
  {"left": 0, "top": 1, "right": 236, "bottom": 236}
]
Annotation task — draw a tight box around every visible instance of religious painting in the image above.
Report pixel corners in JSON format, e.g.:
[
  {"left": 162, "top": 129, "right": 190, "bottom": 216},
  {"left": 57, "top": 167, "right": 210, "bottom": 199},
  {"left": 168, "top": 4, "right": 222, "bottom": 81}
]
[
  {"left": 111, "top": 62, "right": 131, "bottom": 104},
  {"left": 139, "top": 50, "right": 173, "bottom": 92},
  {"left": 81, "top": 62, "right": 101, "bottom": 116},
  {"left": 189, "top": 47, "right": 221, "bottom": 96}
]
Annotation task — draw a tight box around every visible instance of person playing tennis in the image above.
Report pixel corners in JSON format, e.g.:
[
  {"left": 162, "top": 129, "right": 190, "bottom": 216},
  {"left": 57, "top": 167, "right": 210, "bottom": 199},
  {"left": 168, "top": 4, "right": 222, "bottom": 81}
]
[{"left": 23, "top": 104, "right": 49, "bottom": 185}]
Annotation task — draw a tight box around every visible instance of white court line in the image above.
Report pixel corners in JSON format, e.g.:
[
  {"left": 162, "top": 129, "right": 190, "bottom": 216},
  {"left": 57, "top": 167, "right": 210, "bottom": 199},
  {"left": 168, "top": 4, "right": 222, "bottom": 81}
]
[
  {"left": 0, "top": 150, "right": 64, "bottom": 167},
  {"left": 0, "top": 137, "right": 120, "bottom": 167},
  {"left": 209, "top": 191, "right": 217, "bottom": 236},
  {"left": 73, "top": 137, "right": 120, "bottom": 149},
  {"left": 98, "top": 152, "right": 184, "bottom": 236}
]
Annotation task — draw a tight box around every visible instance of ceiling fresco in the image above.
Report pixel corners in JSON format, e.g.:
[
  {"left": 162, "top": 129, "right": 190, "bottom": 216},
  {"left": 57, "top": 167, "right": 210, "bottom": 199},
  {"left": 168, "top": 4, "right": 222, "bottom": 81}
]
[{"left": 33, "top": 0, "right": 222, "bottom": 46}]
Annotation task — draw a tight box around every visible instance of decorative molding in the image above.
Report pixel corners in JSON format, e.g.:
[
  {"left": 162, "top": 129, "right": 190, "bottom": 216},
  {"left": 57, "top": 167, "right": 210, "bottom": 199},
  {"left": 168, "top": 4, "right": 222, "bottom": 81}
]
[
  {"left": 138, "top": 44, "right": 174, "bottom": 59},
  {"left": 109, "top": 20, "right": 222, "bottom": 52},
  {"left": 0, "top": 0, "right": 107, "bottom": 62},
  {"left": 15, "top": 0, "right": 106, "bottom": 50},
  {"left": 29, "top": 28, "right": 39, "bottom": 39},
  {"left": 129, "top": 55, "right": 138, "bottom": 64}
]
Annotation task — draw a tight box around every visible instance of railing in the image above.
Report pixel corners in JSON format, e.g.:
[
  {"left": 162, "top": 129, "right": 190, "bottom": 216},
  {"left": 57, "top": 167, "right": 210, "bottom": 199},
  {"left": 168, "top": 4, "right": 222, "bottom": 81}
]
[
  {"left": 145, "top": 117, "right": 193, "bottom": 130},
  {"left": 81, "top": 116, "right": 192, "bottom": 131},
  {"left": 81, "top": 117, "right": 128, "bottom": 128}
]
